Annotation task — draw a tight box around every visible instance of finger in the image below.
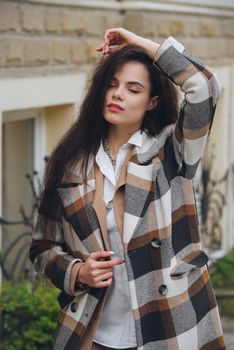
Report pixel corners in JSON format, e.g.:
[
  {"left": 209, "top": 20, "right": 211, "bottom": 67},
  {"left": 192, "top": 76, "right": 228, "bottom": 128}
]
[
  {"left": 104, "top": 28, "right": 121, "bottom": 41},
  {"left": 103, "top": 43, "right": 109, "bottom": 55},
  {"left": 97, "top": 29, "right": 124, "bottom": 54},
  {"left": 96, "top": 43, "right": 105, "bottom": 52},
  {"left": 96, "top": 41, "right": 109, "bottom": 51},
  {"left": 95, "top": 271, "right": 113, "bottom": 282},
  {"left": 107, "top": 33, "right": 118, "bottom": 45},
  {"left": 90, "top": 250, "right": 114, "bottom": 260},
  {"left": 93, "top": 267, "right": 113, "bottom": 276},
  {"left": 94, "top": 278, "right": 113, "bottom": 288},
  {"left": 107, "top": 44, "right": 126, "bottom": 54},
  {"left": 96, "top": 258, "right": 125, "bottom": 269}
]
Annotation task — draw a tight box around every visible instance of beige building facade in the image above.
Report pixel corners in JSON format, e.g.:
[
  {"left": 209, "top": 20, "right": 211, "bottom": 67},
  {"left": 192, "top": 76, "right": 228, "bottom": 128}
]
[{"left": 0, "top": 0, "right": 234, "bottom": 274}]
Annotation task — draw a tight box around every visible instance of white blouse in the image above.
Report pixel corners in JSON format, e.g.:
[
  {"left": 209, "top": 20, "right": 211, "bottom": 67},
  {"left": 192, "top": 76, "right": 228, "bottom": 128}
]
[{"left": 93, "top": 131, "right": 142, "bottom": 348}]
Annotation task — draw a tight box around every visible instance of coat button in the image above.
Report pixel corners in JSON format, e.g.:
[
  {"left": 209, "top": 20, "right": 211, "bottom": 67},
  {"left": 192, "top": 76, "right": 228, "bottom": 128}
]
[
  {"left": 151, "top": 238, "right": 161, "bottom": 248},
  {"left": 70, "top": 302, "right": 78, "bottom": 313},
  {"left": 158, "top": 284, "right": 168, "bottom": 296}
]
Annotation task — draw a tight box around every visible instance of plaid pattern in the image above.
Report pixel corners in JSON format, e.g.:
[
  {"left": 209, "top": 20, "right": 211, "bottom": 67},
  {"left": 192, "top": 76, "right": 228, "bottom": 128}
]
[{"left": 30, "top": 37, "right": 225, "bottom": 350}]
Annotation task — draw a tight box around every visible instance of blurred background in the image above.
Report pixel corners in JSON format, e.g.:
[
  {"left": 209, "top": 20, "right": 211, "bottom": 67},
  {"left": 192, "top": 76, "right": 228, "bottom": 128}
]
[{"left": 0, "top": 0, "right": 234, "bottom": 349}]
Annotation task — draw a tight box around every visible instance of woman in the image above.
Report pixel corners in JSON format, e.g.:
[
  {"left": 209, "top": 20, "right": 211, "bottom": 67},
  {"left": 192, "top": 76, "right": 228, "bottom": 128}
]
[{"left": 30, "top": 28, "right": 225, "bottom": 350}]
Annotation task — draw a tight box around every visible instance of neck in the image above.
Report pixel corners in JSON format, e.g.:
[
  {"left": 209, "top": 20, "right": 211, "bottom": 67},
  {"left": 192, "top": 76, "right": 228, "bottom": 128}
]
[{"left": 107, "top": 125, "right": 139, "bottom": 157}]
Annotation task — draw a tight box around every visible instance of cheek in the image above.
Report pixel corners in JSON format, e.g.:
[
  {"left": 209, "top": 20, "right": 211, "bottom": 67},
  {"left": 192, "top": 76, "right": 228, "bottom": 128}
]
[
  {"left": 104, "top": 90, "right": 111, "bottom": 104},
  {"left": 103, "top": 91, "right": 111, "bottom": 112},
  {"left": 130, "top": 94, "right": 150, "bottom": 111}
]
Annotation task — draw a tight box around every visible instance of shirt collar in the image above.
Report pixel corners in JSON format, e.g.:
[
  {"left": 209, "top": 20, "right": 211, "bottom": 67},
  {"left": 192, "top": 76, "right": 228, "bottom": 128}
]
[
  {"left": 126, "top": 129, "right": 142, "bottom": 147},
  {"left": 95, "top": 129, "right": 143, "bottom": 164}
]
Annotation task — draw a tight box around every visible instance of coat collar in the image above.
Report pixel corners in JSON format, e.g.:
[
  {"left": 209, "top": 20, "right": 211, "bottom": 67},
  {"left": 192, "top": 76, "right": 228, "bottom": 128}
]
[
  {"left": 131, "top": 126, "right": 174, "bottom": 164},
  {"left": 61, "top": 126, "right": 174, "bottom": 184},
  {"left": 61, "top": 154, "right": 95, "bottom": 185}
]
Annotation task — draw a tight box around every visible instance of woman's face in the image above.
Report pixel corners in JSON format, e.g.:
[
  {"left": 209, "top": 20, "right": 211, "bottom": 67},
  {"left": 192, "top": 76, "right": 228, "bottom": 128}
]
[{"left": 103, "top": 61, "right": 156, "bottom": 131}]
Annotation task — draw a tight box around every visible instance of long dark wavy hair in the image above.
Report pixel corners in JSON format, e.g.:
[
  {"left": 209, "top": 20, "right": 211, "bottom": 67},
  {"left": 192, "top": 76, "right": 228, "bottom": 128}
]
[{"left": 39, "top": 45, "right": 178, "bottom": 218}]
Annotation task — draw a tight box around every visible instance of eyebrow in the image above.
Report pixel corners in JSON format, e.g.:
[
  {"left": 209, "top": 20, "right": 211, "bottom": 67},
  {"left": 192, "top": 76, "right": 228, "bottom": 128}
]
[
  {"left": 127, "top": 81, "right": 145, "bottom": 89},
  {"left": 111, "top": 77, "right": 145, "bottom": 89}
]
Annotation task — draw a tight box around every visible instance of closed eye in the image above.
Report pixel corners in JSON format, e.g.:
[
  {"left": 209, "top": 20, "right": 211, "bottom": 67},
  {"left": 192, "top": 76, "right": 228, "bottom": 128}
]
[
  {"left": 129, "top": 89, "right": 140, "bottom": 93},
  {"left": 128, "top": 82, "right": 144, "bottom": 94}
]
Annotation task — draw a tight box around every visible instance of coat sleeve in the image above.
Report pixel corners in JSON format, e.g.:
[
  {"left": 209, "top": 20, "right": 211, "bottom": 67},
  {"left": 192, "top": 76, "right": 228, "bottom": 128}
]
[
  {"left": 29, "top": 207, "right": 86, "bottom": 297},
  {"left": 153, "top": 36, "right": 222, "bottom": 179}
]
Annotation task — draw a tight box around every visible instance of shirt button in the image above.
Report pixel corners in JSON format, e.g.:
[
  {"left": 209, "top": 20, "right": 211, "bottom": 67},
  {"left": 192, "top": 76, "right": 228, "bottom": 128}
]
[
  {"left": 158, "top": 284, "right": 168, "bottom": 296},
  {"left": 70, "top": 302, "right": 78, "bottom": 313},
  {"left": 151, "top": 238, "right": 161, "bottom": 248},
  {"left": 106, "top": 201, "right": 113, "bottom": 209}
]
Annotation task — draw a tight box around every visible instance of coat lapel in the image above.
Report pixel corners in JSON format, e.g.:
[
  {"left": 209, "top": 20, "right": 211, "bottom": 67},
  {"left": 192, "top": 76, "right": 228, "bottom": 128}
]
[
  {"left": 112, "top": 145, "right": 135, "bottom": 240},
  {"left": 92, "top": 164, "right": 110, "bottom": 251},
  {"left": 122, "top": 128, "right": 175, "bottom": 246},
  {"left": 121, "top": 134, "right": 160, "bottom": 246},
  {"left": 122, "top": 161, "right": 156, "bottom": 246},
  {"left": 58, "top": 156, "right": 110, "bottom": 253}
]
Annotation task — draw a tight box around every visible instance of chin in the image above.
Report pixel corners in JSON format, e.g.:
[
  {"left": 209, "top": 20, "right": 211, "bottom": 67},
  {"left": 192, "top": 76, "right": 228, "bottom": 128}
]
[{"left": 103, "top": 112, "right": 123, "bottom": 125}]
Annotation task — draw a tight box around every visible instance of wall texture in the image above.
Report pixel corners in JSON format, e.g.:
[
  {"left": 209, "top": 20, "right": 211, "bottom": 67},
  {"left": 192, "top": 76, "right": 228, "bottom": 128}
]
[{"left": 0, "top": 0, "right": 234, "bottom": 78}]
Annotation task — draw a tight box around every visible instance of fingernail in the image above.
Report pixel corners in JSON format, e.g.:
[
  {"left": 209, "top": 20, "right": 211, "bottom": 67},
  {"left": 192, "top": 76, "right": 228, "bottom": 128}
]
[{"left": 109, "top": 251, "right": 114, "bottom": 254}]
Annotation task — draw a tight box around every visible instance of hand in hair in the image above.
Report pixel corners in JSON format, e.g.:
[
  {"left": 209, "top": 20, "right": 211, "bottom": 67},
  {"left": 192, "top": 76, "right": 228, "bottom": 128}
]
[
  {"left": 96, "top": 27, "right": 138, "bottom": 55},
  {"left": 96, "top": 27, "right": 160, "bottom": 60}
]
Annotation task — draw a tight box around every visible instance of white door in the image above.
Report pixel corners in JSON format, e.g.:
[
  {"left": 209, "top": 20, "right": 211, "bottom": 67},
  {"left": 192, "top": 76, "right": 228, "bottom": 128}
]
[{"left": 1, "top": 109, "right": 45, "bottom": 280}]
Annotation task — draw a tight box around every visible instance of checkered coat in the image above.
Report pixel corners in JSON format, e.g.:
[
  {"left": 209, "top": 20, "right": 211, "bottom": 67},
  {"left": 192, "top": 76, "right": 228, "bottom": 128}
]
[{"left": 30, "top": 37, "right": 225, "bottom": 350}]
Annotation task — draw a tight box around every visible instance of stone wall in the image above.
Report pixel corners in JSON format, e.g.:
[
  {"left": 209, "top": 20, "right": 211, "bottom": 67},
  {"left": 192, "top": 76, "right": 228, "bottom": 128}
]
[{"left": 0, "top": 0, "right": 234, "bottom": 78}]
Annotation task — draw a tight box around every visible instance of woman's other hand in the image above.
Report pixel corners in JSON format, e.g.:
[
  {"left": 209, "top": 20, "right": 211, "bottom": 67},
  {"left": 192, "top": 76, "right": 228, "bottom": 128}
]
[
  {"left": 96, "top": 27, "right": 139, "bottom": 55},
  {"left": 96, "top": 27, "right": 160, "bottom": 60},
  {"left": 77, "top": 250, "right": 124, "bottom": 288}
]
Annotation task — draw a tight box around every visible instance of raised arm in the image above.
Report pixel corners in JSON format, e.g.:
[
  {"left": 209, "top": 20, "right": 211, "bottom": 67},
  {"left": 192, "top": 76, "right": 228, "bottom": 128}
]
[
  {"left": 97, "top": 28, "right": 222, "bottom": 178},
  {"left": 152, "top": 36, "right": 222, "bottom": 178}
]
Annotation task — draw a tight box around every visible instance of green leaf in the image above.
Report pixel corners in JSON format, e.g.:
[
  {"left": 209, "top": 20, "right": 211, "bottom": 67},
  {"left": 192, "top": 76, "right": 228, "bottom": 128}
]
[{"left": 0, "top": 280, "right": 60, "bottom": 349}]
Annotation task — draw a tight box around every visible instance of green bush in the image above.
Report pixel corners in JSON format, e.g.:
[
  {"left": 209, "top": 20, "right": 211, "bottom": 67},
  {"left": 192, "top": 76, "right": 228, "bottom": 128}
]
[
  {"left": 210, "top": 249, "right": 234, "bottom": 318},
  {"left": 0, "top": 279, "right": 60, "bottom": 350},
  {"left": 210, "top": 248, "right": 234, "bottom": 288}
]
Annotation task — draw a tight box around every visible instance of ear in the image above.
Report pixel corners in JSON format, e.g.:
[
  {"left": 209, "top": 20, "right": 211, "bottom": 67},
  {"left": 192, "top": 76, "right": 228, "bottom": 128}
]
[{"left": 147, "top": 96, "right": 158, "bottom": 111}]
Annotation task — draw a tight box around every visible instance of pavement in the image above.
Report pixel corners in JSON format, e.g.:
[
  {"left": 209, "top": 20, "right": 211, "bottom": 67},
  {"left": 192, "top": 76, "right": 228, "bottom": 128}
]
[
  {"left": 222, "top": 317, "right": 234, "bottom": 349},
  {"left": 224, "top": 333, "right": 234, "bottom": 350}
]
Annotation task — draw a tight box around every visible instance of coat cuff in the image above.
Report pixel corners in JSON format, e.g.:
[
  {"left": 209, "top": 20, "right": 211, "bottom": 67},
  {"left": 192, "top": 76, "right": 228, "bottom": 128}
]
[
  {"left": 70, "top": 261, "right": 88, "bottom": 295},
  {"left": 154, "top": 36, "right": 185, "bottom": 62},
  {"left": 152, "top": 36, "right": 192, "bottom": 84}
]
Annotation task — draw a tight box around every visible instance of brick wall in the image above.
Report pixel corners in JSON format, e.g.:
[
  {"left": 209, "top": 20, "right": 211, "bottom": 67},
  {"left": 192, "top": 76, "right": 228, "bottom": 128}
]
[{"left": 0, "top": 0, "right": 233, "bottom": 77}]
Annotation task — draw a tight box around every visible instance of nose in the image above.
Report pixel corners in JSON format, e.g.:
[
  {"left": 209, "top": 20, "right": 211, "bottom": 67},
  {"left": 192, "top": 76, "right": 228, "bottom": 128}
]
[{"left": 112, "top": 86, "right": 124, "bottom": 100}]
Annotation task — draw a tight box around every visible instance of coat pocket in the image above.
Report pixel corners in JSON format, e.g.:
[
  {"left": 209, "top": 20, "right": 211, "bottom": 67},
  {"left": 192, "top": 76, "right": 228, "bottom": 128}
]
[{"left": 170, "top": 250, "right": 209, "bottom": 278}]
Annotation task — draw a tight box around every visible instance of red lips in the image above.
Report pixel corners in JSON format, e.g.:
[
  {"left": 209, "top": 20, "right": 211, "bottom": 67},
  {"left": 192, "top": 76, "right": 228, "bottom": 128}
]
[{"left": 107, "top": 103, "right": 124, "bottom": 113}]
